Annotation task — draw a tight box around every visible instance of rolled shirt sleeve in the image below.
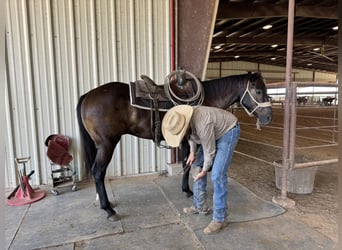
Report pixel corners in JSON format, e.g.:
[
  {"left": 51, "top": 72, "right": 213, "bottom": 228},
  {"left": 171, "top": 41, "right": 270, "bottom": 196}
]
[
  {"left": 188, "top": 139, "right": 197, "bottom": 154},
  {"left": 188, "top": 122, "right": 216, "bottom": 171},
  {"left": 199, "top": 123, "right": 216, "bottom": 171}
]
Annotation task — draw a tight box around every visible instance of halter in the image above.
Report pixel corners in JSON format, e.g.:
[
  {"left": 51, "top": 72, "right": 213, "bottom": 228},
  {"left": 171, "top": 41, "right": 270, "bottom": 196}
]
[{"left": 240, "top": 81, "right": 272, "bottom": 117}]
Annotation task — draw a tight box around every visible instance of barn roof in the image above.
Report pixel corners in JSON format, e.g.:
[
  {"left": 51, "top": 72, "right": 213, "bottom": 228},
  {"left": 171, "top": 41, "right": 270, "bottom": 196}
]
[{"left": 210, "top": 0, "right": 338, "bottom": 74}]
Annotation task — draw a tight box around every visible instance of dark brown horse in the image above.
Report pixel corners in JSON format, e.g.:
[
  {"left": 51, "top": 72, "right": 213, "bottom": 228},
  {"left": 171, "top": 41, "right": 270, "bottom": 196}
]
[{"left": 76, "top": 72, "right": 272, "bottom": 220}]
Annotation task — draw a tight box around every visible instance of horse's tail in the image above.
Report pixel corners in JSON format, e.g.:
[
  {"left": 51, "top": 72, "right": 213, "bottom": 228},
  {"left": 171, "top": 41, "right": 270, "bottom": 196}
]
[{"left": 76, "top": 93, "right": 96, "bottom": 177}]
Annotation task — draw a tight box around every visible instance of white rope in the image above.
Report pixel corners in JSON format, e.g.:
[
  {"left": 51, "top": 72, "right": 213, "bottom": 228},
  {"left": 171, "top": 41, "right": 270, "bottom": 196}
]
[{"left": 164, "top": 70, "right": 204, "bottom": 106}]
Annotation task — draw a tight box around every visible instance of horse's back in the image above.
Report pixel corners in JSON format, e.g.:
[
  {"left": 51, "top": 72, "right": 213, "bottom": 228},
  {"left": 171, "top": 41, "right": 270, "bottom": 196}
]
[
  {"left": 80, "top": 82, "right": 130, "bottom": 137},
  {"left": 82, "top": 82, "right": 130, "bottom": 110},
  {"left": 80, "top": 82, "right": 154, "bottom": 140},
  {"left": 85, "top": 82, "right": 129, "bottom": 100}
]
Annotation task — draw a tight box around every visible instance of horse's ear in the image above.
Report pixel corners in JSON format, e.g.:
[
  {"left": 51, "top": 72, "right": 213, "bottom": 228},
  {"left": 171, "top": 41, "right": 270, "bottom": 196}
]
[{"left": 250, "top": 71, "right": 262, "bottom": 82}]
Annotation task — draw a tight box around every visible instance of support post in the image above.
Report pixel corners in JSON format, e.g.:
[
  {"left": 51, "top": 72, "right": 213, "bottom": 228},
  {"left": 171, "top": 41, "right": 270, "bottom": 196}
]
[
  {"left": 177, "top": 0, "right": 219, "bottom": 79},
  {"left": 272, "top": 0, "right": 296, "bottom": 208},
  {"left": 281, "top": 0, "right": 295, "bottom": 200},
  {"left": 289, "top": 82, "right": 297, "bottom": 170},
  {"left": 175, "top": 0, "right": 218, "bottom": 163}
]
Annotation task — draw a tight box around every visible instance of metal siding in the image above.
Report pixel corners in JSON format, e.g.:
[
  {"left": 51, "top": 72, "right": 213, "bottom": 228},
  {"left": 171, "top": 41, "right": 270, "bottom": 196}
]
[
  {"left": 6, "top": 0, "right": 41, "bottom": 186},
  {"left": 5, "top": 0, "right": 171, "bottom": 188},
  {"left": 27, "top": 0, "right": 57, "bottom": 184}
]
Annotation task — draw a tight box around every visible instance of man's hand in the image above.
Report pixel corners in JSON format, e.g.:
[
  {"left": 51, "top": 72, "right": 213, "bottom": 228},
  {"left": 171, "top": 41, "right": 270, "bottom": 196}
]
[
  {"left": 186, "top": 152, "right": 196, "bottom": 166},
  {"left": 194, "top": 170, "right": 207, "bottom": 182}
]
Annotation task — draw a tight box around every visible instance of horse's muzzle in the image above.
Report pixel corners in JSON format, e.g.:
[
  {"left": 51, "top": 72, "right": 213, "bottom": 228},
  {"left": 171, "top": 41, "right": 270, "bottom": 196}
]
[{"left": 257, "top": 107, "right": 272, "bottom": 125}]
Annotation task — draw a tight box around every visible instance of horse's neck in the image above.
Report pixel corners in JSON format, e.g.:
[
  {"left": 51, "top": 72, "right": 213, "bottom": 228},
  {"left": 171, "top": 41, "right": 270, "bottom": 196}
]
[
  {"left": 203, "top": 79, "right": 243, "bottom": 109},
  {"left": 223, "top": 91, "right": 239, "bottom": 108},
  {"left": 219, "top": 78, "right": 247, "bottom": 108}
]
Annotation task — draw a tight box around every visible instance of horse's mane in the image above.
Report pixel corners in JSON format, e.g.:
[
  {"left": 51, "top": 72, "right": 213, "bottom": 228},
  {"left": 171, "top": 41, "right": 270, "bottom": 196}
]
[{"left": 201, "top": 73, "right": 252, "bottom": 99}]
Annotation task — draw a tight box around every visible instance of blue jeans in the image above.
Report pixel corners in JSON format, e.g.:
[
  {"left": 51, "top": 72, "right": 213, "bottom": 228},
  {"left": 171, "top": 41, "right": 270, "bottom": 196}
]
[{"left": 192, "top": 123, "right": 240, "bottom": 222}]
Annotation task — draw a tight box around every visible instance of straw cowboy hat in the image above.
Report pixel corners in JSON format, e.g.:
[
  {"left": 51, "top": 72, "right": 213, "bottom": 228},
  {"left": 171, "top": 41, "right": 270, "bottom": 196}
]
[{"left": 162, "top": 105, "right": 194, "bottom": 147}]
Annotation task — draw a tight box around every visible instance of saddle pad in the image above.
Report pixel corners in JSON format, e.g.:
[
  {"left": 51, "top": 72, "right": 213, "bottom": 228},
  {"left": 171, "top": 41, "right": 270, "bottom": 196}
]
[{"left": 129, "top": 81, "right": 174, "bottom": 111}]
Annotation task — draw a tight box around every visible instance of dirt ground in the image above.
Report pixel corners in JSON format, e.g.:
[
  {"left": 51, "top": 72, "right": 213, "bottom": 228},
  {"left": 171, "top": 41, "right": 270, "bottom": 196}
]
[{"left": 229, "top": 106, "right": 338, "bottom": 243}]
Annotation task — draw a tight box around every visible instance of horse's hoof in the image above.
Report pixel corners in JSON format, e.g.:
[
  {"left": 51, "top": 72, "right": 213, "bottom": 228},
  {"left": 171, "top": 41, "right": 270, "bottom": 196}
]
[
  {"left": 184, "top": 190, "right": 193, "bottom": 198},
  {"left": 108, "top": 213, "right": 121, "bottom": 222},
  {"left": 186, "top": 192, "right": 193, "bottom": 198},
  {"left": 182, "top": 187, "right": 193, "bottom": 198}
]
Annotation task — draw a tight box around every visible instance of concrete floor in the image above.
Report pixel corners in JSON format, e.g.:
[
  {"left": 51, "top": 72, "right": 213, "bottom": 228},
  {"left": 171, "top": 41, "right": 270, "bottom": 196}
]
[{"left": 5, "top": 170, "right": 336, "bottom": 250}]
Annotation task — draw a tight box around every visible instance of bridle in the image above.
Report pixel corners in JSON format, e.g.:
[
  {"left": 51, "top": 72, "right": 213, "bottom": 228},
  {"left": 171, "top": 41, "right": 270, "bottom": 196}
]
[{"left": 240, "top": 81, "right": 272, "bottom": 117}]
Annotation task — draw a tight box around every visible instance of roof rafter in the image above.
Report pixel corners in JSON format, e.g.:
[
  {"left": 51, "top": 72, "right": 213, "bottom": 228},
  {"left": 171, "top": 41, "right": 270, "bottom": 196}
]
[
  {"left": 212, "top": 36, "right": 338, "bottom": 47},
  {"left": 216, "top": 2, "right": 337, "bottom": 20}
]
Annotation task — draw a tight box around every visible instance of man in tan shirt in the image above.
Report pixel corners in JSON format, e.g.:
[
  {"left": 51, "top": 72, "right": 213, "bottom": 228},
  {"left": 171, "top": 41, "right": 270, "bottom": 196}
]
[{"left": 162, "top": 105, "right": 240, "bottom": 234}]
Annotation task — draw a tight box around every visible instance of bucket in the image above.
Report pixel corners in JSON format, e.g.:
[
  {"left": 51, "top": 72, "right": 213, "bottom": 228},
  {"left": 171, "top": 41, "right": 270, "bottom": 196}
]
[{"left": 275, "top": 165, "right": 318, "bottom": 194}]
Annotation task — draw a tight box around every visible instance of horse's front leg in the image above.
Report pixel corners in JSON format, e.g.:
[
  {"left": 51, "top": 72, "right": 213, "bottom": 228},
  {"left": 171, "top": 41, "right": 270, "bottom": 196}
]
[{"left": 181, "top": 140, "right": 193, "bottom": 198}]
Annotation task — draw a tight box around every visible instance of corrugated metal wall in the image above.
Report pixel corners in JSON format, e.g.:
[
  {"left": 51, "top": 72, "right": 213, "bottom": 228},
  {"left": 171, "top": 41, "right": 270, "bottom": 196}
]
[{"left": 5, "top": 0, "right": 171, "bottom": 188}]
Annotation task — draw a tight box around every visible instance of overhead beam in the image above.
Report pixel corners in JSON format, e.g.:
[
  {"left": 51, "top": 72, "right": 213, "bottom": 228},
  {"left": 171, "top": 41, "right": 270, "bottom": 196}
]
[
  {"left": 210, "top": 51, "right": 285, "bottom": 57},
  {"left": 208, "top": 57, "right": 337, "bottom": 73},
  {"left": 212, "top": 36, "right": 338, "bottom": 47},
  {"left": 296, "top": 5, "right": 337, "bottom": 19},
  {"left": 210, "top": 51, "right": 337, "bottom": 66},
  {"left": 216, "top": 2, "right": 337, "bottom": 19}
]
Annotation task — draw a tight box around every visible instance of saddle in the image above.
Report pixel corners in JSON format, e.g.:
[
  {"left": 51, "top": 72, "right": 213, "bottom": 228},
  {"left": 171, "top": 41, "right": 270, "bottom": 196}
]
[
  {"left": 129, "top": 75, "right": 174, "bottom": 147},
  {"left": 129, "top": 75, "right": 173, "bottom": 111}
]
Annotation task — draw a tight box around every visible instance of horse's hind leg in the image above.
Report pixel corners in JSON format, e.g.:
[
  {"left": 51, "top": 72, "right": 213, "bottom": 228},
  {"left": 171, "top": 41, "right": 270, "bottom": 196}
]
[{"left": 92, "top": 144, "right": 120, "bottom": 221}]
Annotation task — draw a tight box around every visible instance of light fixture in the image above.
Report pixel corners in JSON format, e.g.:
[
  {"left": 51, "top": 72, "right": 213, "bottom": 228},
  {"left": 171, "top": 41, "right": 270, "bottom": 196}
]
[
  {"left": 307, "top": 63, "right": 312, "bottom": 66},
  {"left": 271, "top": 44, "right": 278, "bottom": 48},
  {"left": 214, "top": 45, "right": 221, "bottom": 49},
  {"left": 234, "top": 55, "right": 240, "bottom": 59},
  {"left": 313, "top": 47, "right": 320, "bottom": 51},
  {"left": 271, "top": 57, "right": 276, "bottom": 61},
  {"left": 332, "top": 26, "right": 338, "bottom": 31},
  {"left": 262, "top": 24, "right": 272, "bottom": 30}
]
